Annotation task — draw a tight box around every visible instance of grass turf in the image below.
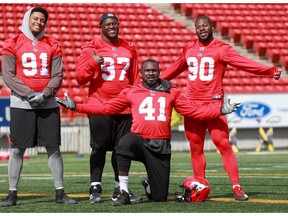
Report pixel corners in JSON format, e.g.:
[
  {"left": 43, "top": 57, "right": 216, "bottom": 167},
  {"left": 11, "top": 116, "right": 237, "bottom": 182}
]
[{"left": 0, "top": 150, "right": 288, "bottom": 213}]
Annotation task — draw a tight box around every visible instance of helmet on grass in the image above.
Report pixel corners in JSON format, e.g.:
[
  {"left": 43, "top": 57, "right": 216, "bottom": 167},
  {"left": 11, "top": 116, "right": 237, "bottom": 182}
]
[{"left": 177, "top": 176, "right": 210, "bottom": 202}]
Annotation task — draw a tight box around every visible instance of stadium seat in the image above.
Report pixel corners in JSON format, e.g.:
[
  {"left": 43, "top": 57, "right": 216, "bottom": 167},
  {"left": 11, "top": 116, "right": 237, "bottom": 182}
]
[
  {"left": 280, "top": 56, "right": 288, "bottom": 70},
  {"left": 1, "top": 3, "right": 288, "bottom": 119}
]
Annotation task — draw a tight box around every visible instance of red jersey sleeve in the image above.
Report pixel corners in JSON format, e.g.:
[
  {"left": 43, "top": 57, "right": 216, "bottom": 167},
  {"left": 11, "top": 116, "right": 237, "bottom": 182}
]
[
  {"left": 221, "top": 44, "right": 276, "bottom": 76},
  {"left": 160, "top": 42, "right": 192, "bottom": 80},
  {"left": 75, "top": 41, "right": 100, "bottom": 86},
  {"left": 2, "top": 37, "right": 15, "bottom": 56},
  {"left": 50, "top": 37, "right": 62, "bottom": 57},
  {"left": 75, "top": 87, "right": 130, "bottom": 115},
  {"left": 127, "top": 44, "right": 140, "bottom": 85}
]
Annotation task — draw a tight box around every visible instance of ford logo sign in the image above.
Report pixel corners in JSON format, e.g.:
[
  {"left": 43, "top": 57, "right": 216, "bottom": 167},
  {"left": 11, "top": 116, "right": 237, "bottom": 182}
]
[{"left": 235, "top": 102, "right": 270, "bottom": 119}]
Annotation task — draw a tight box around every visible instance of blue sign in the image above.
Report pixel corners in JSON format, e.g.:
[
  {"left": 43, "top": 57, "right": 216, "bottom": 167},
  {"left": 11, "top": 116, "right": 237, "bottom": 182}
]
[
  {"left": 235, "top": 102, "right": 270, "bottom": 119},
  {"left": 0, "top": 97, "right": 10, "bottom": 126}
]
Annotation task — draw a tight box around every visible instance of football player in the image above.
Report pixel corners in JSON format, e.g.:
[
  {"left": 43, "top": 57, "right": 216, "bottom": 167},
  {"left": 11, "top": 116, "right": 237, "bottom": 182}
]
[
  {"left": 1, "top": 6, "right": 77, "bottom": 207},
  {"left": 57, "top": 59, "right": 240, "bottom": 205},
  {"left": 160, "top": 15, "right": 283, "bottom": 201},
  {"left": 74, "top": 13, "right": 141, "bottom": 203}
]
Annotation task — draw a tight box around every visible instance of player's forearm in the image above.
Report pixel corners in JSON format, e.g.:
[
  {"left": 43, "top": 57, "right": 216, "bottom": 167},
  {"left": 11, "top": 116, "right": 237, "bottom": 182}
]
[
  {"left": 2, "top": 55, "right": 33, "bottom": 97},
  {"left": 43, "top": 56, "right": 63, "bottom": 98},
  {"left": 160, "top": 55, "right": 187, "bottom": 80},
  {"left": 75, "top": 57, "right": 99, "bottom": 85},
  {"left": 225, "top": 50, "right": 275, "bottom": 76},
  {"left": 75, "top": 99, "right": 127, "bottom": 115}
]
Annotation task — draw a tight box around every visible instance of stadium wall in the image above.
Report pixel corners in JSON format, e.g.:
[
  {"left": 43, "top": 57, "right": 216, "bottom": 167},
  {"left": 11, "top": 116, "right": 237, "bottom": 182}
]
[{"left": 1, "top": 125, "right": 287, "bottom": 156}]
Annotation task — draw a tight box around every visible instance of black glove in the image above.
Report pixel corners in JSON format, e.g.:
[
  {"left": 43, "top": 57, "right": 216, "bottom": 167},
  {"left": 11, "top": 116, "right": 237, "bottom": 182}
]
[
  {"left": 55, "top": 93, "right": 76, "bottom": 110},
  {"left": 221, "top": 98, "right": 241, "bottom": 115},
  {"left": 28, "top": 92, "right": 46, "bottom": 107}
]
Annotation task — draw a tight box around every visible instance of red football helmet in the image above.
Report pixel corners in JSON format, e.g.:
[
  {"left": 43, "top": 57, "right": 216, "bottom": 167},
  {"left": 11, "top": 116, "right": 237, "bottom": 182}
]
[{"left": 178, "top": 176, "right": 210, "bottom": 202}]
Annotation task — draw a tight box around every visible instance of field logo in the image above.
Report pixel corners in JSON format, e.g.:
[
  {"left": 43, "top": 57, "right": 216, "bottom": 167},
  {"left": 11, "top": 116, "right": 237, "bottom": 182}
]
[{"left": 235, "top": 102, "right": 270, "bottom": 119}]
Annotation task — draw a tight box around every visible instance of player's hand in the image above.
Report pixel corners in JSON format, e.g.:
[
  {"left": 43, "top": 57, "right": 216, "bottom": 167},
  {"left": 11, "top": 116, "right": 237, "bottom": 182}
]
[
  {"left": 273, "top": 68, "right": 282, "bottom": 80},
  {"left": 221, "top": 97, "right": 241, "bottom": 115},
  {"left": 55, "top": 93, "right": 76, "bottom": 110},
  {"left": 28, "top": 92, "right": 46, "bottom": 107},
  {"left": 92, "top": 49, "right": 105, "bottom": 65}
]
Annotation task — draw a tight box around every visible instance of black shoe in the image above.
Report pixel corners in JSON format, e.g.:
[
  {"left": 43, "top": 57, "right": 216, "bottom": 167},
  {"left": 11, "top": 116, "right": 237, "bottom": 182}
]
[
  {"left": 141, "top": 177, "right": 152, "bottom": 200},
  {"left": 113, "top": 190, "right": 131, "bottom": 206},
  {"left": 112, "top": 186, "right": 141, "bottom": 202},
  {"left": 89, "top": 185, "right": 102, "bottom": 203},
  {"left": 1, "top": 190, "right": 17, "bottom": 207},
  {"left": 55, "top": 189, "right": 77, "bottom": 204}
]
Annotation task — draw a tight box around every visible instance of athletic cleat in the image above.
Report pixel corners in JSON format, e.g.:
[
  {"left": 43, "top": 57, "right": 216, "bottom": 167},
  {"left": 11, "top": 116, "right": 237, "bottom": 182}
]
[
  {"left": 128, "top": 188, "right": 142, "bottom": 202},
  {"left": 89, "top": 185, "right": 102, "bottom": 203},
  {"left": 233, "top": 186, "right": 249, "bottom": 201},
  {"left": 55, "top": 189, "right": 77, "bottom": 204},
  {"left": 113, "top": 190, "right": 131, "bottom": 206},
  {"left": 112, "top": 186, "right": 141, "bottom": 202},
  {"left": 141, "top": 177, "right": 152, "bottom": 200},
  {"left": 1, "top": 190, "right": 17, "bottom": 207},
  {"left": 112, "top": 186, "right": 120, "bottom": 201}
]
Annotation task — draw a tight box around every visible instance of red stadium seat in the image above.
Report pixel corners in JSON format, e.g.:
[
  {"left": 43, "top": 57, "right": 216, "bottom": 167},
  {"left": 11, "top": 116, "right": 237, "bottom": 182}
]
[
  {"left": 1, "top": 3, "right": 288, "bottom": 120},
  {"left": 280, "top": 56, "right": 288, "bottom": 70}
]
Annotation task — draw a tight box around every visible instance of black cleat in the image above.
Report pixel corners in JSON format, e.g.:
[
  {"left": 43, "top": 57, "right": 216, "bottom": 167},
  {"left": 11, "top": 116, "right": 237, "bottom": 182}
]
[
  {"left": 1, "top": 190, "right": 17, "bottom": 207},
  {"left": 141, "top": 177, "right": 152, "bottom": 200},
  {"left": 89, "top": 185, "right": 102, "bottom": 203},
  {"left": 55, "top": 189, "right": 77, "bottom": 204},
  {"left": 112, "top": 186, "right": 141, "bottom": 202},
  {"left": 113, "top": 190, "right": 131, "bottom": 206}
]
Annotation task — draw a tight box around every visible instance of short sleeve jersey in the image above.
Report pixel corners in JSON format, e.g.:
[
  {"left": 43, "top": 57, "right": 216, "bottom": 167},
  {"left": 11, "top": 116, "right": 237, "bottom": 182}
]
[{"left": 2, "top": 33, "right": 62, "bottom": 92}]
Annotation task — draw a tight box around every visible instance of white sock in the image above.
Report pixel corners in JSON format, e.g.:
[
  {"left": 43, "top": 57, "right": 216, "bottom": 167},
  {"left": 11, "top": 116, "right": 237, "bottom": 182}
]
[
  {"left": 91, "top": 182, "right": 101, "bottom": 187},
  {"left": 115, "top": 181, "right": 120, "bottom": 188},
  {"left": 119, "top": 176, "right": 129, "bottom": 193}
]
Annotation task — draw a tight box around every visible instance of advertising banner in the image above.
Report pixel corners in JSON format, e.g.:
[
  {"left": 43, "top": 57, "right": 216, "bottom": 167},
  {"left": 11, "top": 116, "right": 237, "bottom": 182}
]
[
  {"left": 226, "top": 93, "right": 288, "bottom": 128},
  {"left": 0, "top": 97, "right": 10, "bottom": 127}
]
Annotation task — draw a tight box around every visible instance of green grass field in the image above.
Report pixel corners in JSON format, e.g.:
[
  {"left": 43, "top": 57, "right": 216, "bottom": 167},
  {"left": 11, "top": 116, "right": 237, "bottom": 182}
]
[{"left": 0, "top": 150, "right": 288, "bottom": 213}]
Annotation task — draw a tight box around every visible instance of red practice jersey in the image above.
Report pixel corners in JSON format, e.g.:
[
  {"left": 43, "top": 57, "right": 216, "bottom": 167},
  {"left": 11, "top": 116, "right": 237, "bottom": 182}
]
[
  {"left": 2, "top": 33, "right": 62, "bottom": 92},
  {"left": 161, "top": 38, "right": 277, "bottom": 101},
  {"left": 76, "top": 83, "right": 222, "bottom": 139},
  {"left": 75, "top": 37, "right": 140, "bottom": 110}
]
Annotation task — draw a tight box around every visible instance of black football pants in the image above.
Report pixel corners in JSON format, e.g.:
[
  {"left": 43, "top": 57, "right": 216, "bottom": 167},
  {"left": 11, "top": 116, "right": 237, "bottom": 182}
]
[{"left": 117, "top": 132, "right": 171, "bottom": 202}]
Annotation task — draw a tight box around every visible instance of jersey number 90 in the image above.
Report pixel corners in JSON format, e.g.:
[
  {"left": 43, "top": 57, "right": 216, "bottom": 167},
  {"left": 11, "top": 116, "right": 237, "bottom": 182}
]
[{"left": 187, "top": 57, "right": 214, "bottom": 81}]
